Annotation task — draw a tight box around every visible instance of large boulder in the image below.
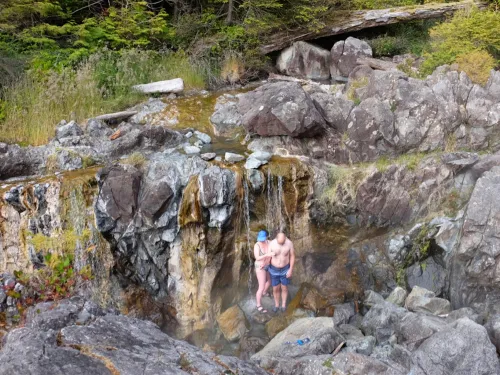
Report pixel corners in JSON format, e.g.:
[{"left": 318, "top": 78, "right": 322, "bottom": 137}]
[
  {"left": 0, "top": 144, "right": 48, "bottom": 179},
  {"left": 406, "top": 256, "right": 447, "bottom": 297},
  {"left": 343, "top": 97, "right": 395, "bottom": 162},
  {"left": 216, "top": 305, "right": 248, "bottom": 342},
  {"left": 361, "top": 301, "right": 408, "bottom": 345},
  {"left": 449, "top": 167, "right": 500, "bottom": 312},
  {"left": 395, "top": 312, "right": 447, "bottom": 351},
  {"left": 238, "top": 82, "right": 326, "bottom": 137},
  {"left": 277, "top": 41, "right": 331, "bottom": 80},
  {"left": 331, "top": 37, "right": 373, "bottom": 77},
  {"left": 410, "top": 318, "right": 500, "bottom": 375},
  {"left": 386, "top": 287, "right": 408, "bottom": 307},
  {"left": 405, "top": 286, "right": 451, "bottom": 315},
  {"left": 198, "top": 165, "right": 237, "bottom": 228},
  {"left": 484, "top": 314, "right": 500, "bottom": 353},
  {"left": 252, "top": 317, "right": 344, "bottom": 362},
  {"left": 309, "top": 90, "right": 354, "bottom": 132}
]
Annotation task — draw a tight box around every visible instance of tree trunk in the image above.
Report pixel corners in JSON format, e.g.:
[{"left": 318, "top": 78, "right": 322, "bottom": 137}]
[
  {"left": 226, "top": 0, "right": 234, "bottom": 24},
  {"left": 260, "top": 1, "right": 487, "bottom": 54}
]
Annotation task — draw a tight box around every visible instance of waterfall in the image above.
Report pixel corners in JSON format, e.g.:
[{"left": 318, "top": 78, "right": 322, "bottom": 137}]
[
  {"left": 277, "top": 175, "right": 284, "bottom": 232},
  {"left": 266, "top": 168, "right": 273, "bottom": 232},
  {"left": 243, "top": 178, "right": 253, "bottom": 295},
  {"left": 265, "top": 169, "right": 285, "bottom": 237}
]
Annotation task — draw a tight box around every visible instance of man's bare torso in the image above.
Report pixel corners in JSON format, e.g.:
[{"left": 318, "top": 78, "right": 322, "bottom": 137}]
[{"left": 270, "top": 238, "right": 292, "bottom": 268}]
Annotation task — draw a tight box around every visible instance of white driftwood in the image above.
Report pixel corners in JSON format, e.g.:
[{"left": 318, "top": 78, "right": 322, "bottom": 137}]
[
  {"left": 132, "top": 78, "right": 184, "bottom": 94},
  {"left": 94, "top": 111, "right": 137, "bottom": 122}
]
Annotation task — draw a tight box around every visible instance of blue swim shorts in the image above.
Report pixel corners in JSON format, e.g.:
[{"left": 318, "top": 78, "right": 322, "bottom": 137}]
[{"left": 268, "top": 264, "right": 291, "bottom": 287}]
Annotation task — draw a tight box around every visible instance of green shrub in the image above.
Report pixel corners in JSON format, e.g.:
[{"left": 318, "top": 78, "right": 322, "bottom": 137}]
[
  {"left": 368, "top": 21, "right": 435, "bottom": 57},
  {"left": 456, "top": 50, "right": 496, "bottom": 85},
  {"left": 14, "top": 253, "right": 91, "bottom": 303},
  {"left": 421, "top": 8, "right": 500, "bottom": 76}
]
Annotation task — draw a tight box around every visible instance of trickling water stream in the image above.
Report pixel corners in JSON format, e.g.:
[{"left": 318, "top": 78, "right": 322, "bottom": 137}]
[
  {"left": 277, "top": 175, "right": 284, "bottom": 232},
  {"left": 243, "top": 178, "right": 253, "bottom": 296}
]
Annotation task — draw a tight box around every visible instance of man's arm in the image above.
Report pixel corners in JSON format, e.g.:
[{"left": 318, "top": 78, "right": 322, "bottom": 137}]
[{"left": 286, "top": 242, "right": 295, "bottom": 278}]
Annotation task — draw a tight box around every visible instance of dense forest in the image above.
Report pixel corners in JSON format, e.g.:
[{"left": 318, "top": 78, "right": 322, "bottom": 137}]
[{"left": 0, "top": 0, "right": 499, "bottom": 145}]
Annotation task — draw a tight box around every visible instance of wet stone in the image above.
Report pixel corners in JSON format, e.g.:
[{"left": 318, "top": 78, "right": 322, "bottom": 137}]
[
  {"left": 183, "top": 145, "right": 201, "bottom": 154},
  {"left": 225, "top": 152, "right": 245, "bottom": 163},
  {"left": 252, "top": 311, "right": 273, "bottom": 324},
  {"left": 201, "top": 152, "right": 216, "bottom": 161},
  {"left": 194, "top": 130, "right": 212, "bottom": 144}
]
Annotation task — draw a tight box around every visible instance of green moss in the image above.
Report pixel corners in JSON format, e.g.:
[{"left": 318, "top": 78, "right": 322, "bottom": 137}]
[
  {"left": 441, "top": 188, "right": 461, "bottom": 217},
  {"left": 45, "top": 154, "right": 58, "bottom": 174},
  {"left": 81, "top": 155, "right": 97, "bottom": 169},
  {"left": 30, "top": 229, "right": 82, "bottom": 256},
  {"left": 323, "top": 358, "right": 333, "bottom": 368},
  {"left": 120, "top": 152, "right": 147, "bottom": 168},
  {"left": 375, "top": 156, "right": 391, "bottom": 173},
  {"left": 396, "top": 267, "right": 407, "bottom": 288},
  {"left": 347, "top": 77, "right": 368, "bottom": 103},
  {"left": 319, "top": 164, "right": 369, "bottom": 216}
]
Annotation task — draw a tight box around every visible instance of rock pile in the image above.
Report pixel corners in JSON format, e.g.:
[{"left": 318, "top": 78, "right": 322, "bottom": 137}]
[{"left": 252, "top": 287, "right": 500, "bottom": 375}]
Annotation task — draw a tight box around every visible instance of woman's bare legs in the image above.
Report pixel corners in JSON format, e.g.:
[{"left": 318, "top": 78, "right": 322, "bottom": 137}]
[
  {"left": 264, "top": 271, "right": 271, "bottom": 296},
  {"left": 256, "top": 268, "right": 268, "bottom": 309}
]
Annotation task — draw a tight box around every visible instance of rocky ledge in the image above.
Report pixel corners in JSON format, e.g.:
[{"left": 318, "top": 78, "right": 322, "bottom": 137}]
[
  {"left": 0, "top": 297, "right": 267, "bottom": 375},
  {"left": 2, "top": 284, "right": 500, "bottom": 375}
]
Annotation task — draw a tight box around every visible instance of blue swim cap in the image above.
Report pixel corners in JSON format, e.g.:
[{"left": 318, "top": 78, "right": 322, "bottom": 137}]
[{"left": 257, "top": 230, "right": 268, "bottom": 242}]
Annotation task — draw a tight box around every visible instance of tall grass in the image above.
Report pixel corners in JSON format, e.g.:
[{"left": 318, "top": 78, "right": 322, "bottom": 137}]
[{"left": 0, "top": 50, "right": 210, "bottom": 146}]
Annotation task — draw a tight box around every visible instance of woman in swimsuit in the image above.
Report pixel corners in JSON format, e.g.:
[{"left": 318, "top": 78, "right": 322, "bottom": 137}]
[{"left": 254, "top": 230, "right": 273, "bottom": 313}]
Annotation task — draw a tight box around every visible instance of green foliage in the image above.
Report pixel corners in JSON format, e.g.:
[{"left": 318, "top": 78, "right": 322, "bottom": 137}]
[
  {"left": 0, "top": 49, "right": 207, "bottom": 145},
  {"left": 351, "top": 0, "right": 416, "bottom": 10},
  {"left": 0, "top": 99, "right": 6, "bottom": 122},
  {"left": 456, "top": 50, "right": 496, "bottom": 85},
  {"left": 368, "top": 21, "right": 436, "bottom": 57},
  {"left": 421, "top": 8, "right": 500, "bottom": 76},
  {"left": 14, "top": 254, "right": 91, "bottom": 303},
  {"left": 323, "top": 358, "right": 333, "bottom": 368},
  {"left": 396, "top": 267, "right": 406, "bottom": 288},
  {"left": 347, "top": 77, "right": 368, "bottom": 103},
  {"left": 320, "top": 164, "right": 368, "bottom": 215}
]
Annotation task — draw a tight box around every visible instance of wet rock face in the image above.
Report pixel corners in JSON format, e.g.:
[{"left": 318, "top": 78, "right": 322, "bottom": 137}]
[
  {"left": 450, "top": 166, "right": 500, "bottom": 312},
  {"left": 277, "top": 41, "right": 331, "bottom": 80},
  {"left": 94, "top": 153, "right": 244, "bottom": 336},
  {"left": 238, "top": 81, "right": 326, "bottom": 137},
  {"left": 95, "top": 154, "right": 238, "bottom": 297},
  {"left": 210, "top": 94, "right": 242, "bottom": 136},
  {"left": 0, "top": 299, "right": 267, "bottom": 375}
]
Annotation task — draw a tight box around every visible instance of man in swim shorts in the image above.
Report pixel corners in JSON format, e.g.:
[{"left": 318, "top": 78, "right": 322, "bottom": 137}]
[{"left": 268, "top": 232, "right": 296, "bottom": 313}]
